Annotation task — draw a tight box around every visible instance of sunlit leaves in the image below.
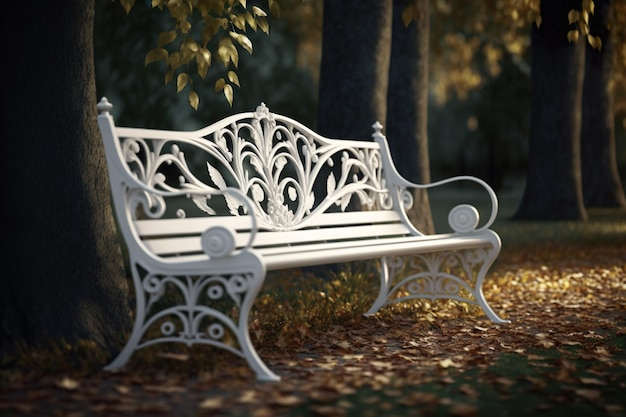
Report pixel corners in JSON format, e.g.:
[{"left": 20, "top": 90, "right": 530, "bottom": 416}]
[
  {"left": 144, "top": 47, "right": 167, "bottom": 66},
  {"left": 114, "top": 0, "right": 278, "bottom": 108},
  {"left": 176, "top": 72, "right": 188, "bottom": 92},
  {"left": 214, "top": 77, "right": 234, "bottom": 106},
  {"left": 566, "top": 1, "right": 602, "bottom": 51},
  {"left": 157, "top": 30, "right": 177, "bottom": 47},
  {"left": 189, "top": 91, "right": 199, "bottom": 110}
]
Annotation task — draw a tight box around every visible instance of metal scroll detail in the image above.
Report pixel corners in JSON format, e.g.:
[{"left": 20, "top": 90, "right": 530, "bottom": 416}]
[
  {"left": 119, "top": 103, "right": 390, "bottom": 228},
  {"left": 104, "top": 262, "right": 264, "bottom": 369},
  {"left": 383, "top": 249, "right": 491, "bottom": 304},
  {"left": 366, "top": 242, "right": 505, "bottom": 323}
]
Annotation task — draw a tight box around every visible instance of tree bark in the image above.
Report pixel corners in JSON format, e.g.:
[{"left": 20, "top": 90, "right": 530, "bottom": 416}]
[
  {"left": 386, "top": 0, "right": 434, "bottom": 233},
  {"left": 581, "top": 0, "right": 626, "bottom": 208},
  {"left": 1, "top": 0, "right": 132, "bottom": 358},
  {"left": 316, "top": 0, "right": 393, "bottom": 139},
  {"left": 513, "top": 0, "right": 587, "bottom": 220}
]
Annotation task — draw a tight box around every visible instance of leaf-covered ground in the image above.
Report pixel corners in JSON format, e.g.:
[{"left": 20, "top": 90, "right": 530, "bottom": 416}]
[{"left": 1, "top": 209, "right": 625, "bottom": 417}]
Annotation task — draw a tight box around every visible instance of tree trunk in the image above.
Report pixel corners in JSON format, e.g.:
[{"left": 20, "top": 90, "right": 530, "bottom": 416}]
[
  {"left": 386, "top": 0, "right": 434, "bottom": 233},
  {"left": 581, "top": 0, "right": 626, "bottom": 208},
  {"left": 513, "top": 0, "right": 587, "bottom": 220},
  {"left": 316, "top": 0, "right": 392, "bottom": 138},
  {"left": 1, "top": 0, "right": 132, "bottom": 359}
]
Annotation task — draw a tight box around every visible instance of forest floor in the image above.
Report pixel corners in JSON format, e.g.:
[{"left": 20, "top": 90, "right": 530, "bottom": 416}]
[{"left": 1, "top": 205, "right": 625, "bottom": 417}]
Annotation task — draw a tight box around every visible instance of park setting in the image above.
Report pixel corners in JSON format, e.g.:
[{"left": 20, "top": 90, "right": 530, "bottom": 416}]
[{"left": 1, "top": 0, "right": 625, "bottom": 416}]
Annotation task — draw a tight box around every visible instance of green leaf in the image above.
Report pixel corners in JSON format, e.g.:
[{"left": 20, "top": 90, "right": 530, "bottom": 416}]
[
  {"left": 157, "top": 30, "right": 177, "bottom": 47},
  {"left": 189, "top": 91, "right": 199, "bottom": 110},
  {"left": 145, "top": 48, "right": 168, "bottom": 66},
  {"left": 227, "top": 71, "right": 240, "bottom": 87},
  {"left": 177, "top": 72, "right": 188, "bottom": 92}
]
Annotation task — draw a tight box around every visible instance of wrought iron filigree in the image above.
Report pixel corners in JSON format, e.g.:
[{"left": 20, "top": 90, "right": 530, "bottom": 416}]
[{"left": 118, "top": 103, "right": 391, "bottom": 229}]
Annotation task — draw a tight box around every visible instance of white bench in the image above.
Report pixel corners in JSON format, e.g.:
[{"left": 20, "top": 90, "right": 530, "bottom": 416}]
[{"left": 97, "top": 97, "right": 508, "bottom": 381}]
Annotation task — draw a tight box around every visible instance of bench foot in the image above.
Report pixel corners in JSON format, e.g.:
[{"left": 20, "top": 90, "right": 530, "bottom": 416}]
[
  {"left": 104, "top": 255, "right": 280, "bottom": 381},
  {"left": 366, "top": 237, "right": 508, "bottom": 323}
]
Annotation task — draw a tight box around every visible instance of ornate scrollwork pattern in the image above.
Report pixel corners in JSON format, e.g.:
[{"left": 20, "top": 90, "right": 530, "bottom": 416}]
[
  {"left": 117, "top": 104, "right": 391, "bottom": 229},
  {"left": 383, "top": 248, "right": 491, "bottom": 305},
  {"left": 134, "top": 267, "right": 257, "bottom": 354}
]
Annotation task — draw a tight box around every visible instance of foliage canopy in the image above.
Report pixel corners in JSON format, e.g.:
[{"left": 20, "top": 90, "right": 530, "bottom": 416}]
[{"left": 118, "top": 0, "right": 280, "bottom": 108}]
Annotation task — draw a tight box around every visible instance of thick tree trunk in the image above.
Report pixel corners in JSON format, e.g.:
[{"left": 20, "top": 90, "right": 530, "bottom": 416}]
[
  {"left": 581, "top": 0, "right": 626, "bottom": 208},
  {"left": 386, "top": 0, "right": 434, "bottom": 234},
  {"left": 514, "top": 0, "right": 587, "bottom": 220},
  {"left": 1, "top": 0, "right": 132, "bottom": 358},
  {"left": 316, "top": 0, "right": 392, "bottom": 139}
]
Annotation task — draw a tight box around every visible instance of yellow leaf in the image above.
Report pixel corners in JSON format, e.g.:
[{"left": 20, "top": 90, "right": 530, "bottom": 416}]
[
  {"left": 252, "top": 6, "right": 267, "bottom": 17},
  {"left": 157, "top": 30, "right": 177, "bottom": 47},
  {"left": 230, "top": 31, "right": 252, "bottom": 54},
  {"left": 402, "top": 3, "right": 417, "bottom": 27},
  {"left": 224, "top": 84, "right": 234, "bottom": 106},
  {"left": 214, "top": 78, "right": 226, "bottom": 92},
  {"left": 164, "top": 69, "right": 174, "bottom": 84},
  {"left": 588, "top": 35, "right": 602, "bottom": 51},
  {"left": 120, "top": 0, "right": 135, "bottom": 14},
  {"left": 189, "top": 91, "right": 199, "bottom": 110},
  {"left": 180, "top": 20, "right": 192, "bottom": 34},
  {"left": 176, "top": 72, "right": 188, "bottom": 92},
  {"left": 567, "top": 30, "right": 580, "bottom": 43},
  {"left": 197, "top": 47, "right": 211, "bottom": 65},
  {"left": 198, "top": 62, "right": 208, "bottom": 79},
  {"left": 199, "top": 397, "right": 223, "bottom": 409},
  {"left": 145, "top": 48, "right": 168, "bottom": 66},
  {"left": 227, "top": 71, "right": 240, "bottom": 87},
  {"left": 568, "top": 10, "right": 579, "bottom": 25},
  {"left": 218, "top": 37, "right": 236, "bottom": 66},
  {"left": 185, "top": 39, "right": 199, "bottom": 52},
  {"left": 269, "top": 0, "right": 281, "bottom": 17},
  {"left": 57, "top": 377, "right": 79, "bottom": 390},
  {"left": 238, "top": 0, "right": 247, "bottom": 8}
]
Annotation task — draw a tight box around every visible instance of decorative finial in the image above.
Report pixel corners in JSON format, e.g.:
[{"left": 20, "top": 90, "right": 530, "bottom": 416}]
[
  {"left": 97, "top": 97, "right": 113, "bottom": 114},
  {"left": 254, "top": 102, "right": 273, "bottom": 121},
  {"left": 371, "top": 121, "right": 384, "bottom": 138}
]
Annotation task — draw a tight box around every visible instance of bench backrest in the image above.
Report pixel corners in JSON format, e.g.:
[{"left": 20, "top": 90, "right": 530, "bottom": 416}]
[{"left": 97, "top": 98, "right": 418, "bottom": 261}]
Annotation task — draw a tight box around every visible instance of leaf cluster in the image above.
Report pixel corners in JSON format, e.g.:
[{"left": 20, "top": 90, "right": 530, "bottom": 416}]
[
  {"left": 117, "top": 0, "right": 280, "bottom": 109},
  {"left": 566, "top": 0, "right": 602, "bottom": 50}
]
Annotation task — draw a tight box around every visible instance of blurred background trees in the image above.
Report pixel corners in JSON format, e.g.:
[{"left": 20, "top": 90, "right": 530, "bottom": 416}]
[{"left": 96, "top": 0, "right": 625, "bottom": 220}]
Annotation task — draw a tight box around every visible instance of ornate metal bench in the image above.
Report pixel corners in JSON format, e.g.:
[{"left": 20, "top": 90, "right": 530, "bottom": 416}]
[{"left": 97, "top": 97, "right": 508, "bottom": 382}]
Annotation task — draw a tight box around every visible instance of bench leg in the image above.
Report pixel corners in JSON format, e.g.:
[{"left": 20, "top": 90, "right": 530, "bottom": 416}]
[
  {"left": 104, "top": 254, "right": 280, "bottom": 381},
  {"left": 365, "top": 239, "right": 509, "bottom": 324}
]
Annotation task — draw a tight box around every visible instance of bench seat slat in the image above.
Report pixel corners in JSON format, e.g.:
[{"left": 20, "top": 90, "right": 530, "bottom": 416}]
[
  {"left": 142, "top": 223, "right": 412, "bottom": 255},
  {"left": 134, "top": 210, "right": 403, "bottom": 237},
  {"left": 143, "top": 233, "right": 496, "bottom": 272},
  {"left": 261, "top": 233, "right": 495, "bottom": 270}
]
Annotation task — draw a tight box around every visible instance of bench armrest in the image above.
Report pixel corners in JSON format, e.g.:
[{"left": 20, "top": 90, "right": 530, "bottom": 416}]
[
  {"left": 372, "top": 131, "right": 499, "bottom": 232},
  {"left": 398, "top": 175, "right": 499, "bottom": 232}
]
